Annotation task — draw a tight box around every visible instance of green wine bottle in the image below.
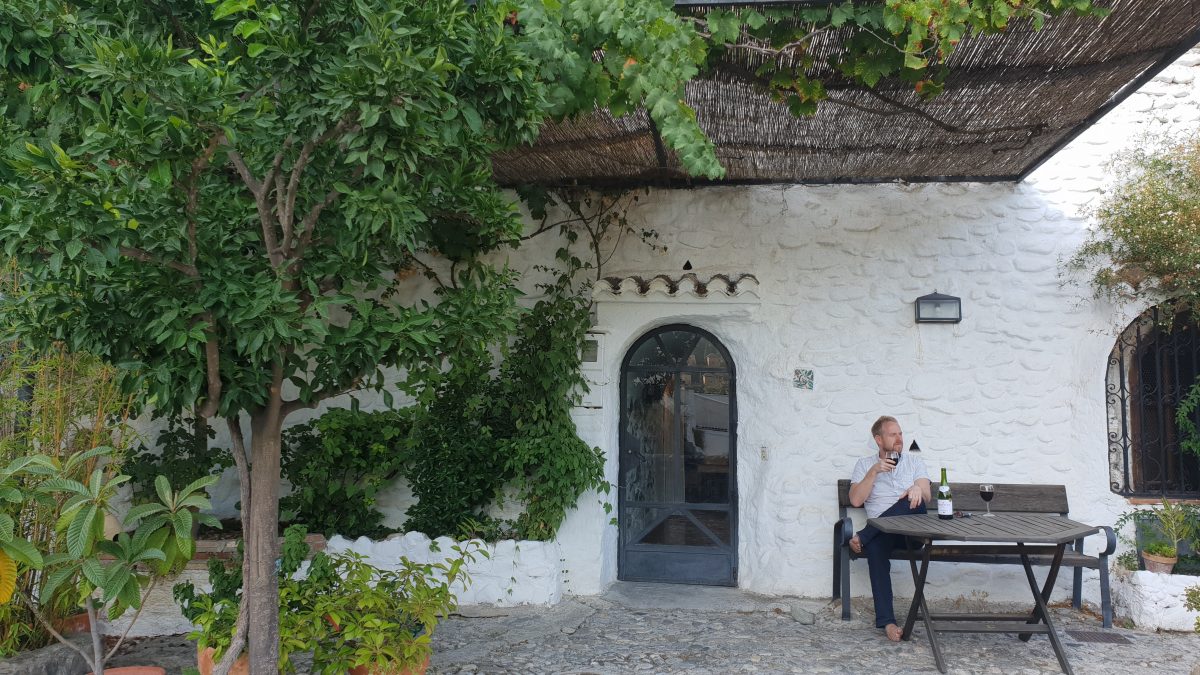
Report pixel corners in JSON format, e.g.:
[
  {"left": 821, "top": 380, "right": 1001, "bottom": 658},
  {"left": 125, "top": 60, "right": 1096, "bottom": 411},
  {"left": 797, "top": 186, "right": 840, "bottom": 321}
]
[{"left": 937, "top": 468, "right": 954, "bottom": 520}]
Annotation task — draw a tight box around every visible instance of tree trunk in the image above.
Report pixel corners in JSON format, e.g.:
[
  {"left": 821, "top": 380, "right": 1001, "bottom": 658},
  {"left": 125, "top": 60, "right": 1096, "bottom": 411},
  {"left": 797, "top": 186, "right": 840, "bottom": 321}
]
[
  {"left": 245, "top": 408, "right": 283, "bottom": 674},
  {"left": 85, "top": 598, "right": 103, "bottom": 674}
]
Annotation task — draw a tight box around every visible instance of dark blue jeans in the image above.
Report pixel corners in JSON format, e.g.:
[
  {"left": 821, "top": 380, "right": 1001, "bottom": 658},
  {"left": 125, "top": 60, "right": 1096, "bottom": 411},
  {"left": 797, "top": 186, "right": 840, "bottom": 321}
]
[{"left": 858, "top": 497, "right": 927, "bottom": 628}]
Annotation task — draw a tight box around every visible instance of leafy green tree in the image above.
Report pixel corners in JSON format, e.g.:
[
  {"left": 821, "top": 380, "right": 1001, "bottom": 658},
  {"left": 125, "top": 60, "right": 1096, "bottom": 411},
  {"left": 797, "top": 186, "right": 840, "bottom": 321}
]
[
  {"left": 1, "top": 0, "right": 1103, "bottom": 670},
  {"left": 2, "top": 0, "right": 540, "bottom": 670}
]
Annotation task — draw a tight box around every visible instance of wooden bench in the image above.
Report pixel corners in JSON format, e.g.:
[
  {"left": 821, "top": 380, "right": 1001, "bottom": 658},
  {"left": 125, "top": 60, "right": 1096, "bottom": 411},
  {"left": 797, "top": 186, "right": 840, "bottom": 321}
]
[{"left": 832, "top": 479, "right": 1116, "bottom": 627}]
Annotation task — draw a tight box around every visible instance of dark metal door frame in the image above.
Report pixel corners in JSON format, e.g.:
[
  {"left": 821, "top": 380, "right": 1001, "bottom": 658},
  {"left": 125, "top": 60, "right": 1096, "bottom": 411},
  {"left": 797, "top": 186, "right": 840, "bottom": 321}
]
[{"left": 617, "top": 323, "right": 738, "bottom": 585}]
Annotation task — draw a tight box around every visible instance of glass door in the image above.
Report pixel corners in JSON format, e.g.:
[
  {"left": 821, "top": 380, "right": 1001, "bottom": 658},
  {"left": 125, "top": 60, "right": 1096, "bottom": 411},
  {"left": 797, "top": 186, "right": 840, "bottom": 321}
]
[{"left": 618, "top": 325, "right": 737, "bottom": 585}]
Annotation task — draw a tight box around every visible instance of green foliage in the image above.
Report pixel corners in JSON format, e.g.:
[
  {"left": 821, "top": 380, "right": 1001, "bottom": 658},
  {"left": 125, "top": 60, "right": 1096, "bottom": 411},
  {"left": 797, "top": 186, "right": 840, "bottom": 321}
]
[
  {"left": 492, "top": 275, "right": 605, "bottom": 540},
  {"left": 403, "top": 359, "right": 510, "bottom": 538},
  {"left": 1070, "top": 134, "right": 1200, "bottom": 313},
  {"left": 1, "top": 3, "right": 546, "bottom": 663},
  {"left": 123, "top": 474, "right": 222, "bottom": 575},
  {"left": 179, "top": 524, "right": 472, "bottom": 673},
  {"left": 1144, "top": 540, "right": 1177, "bottom": 558},
  {"left": 513, "top": 0, "right": 1106, "bottom": 180},
  {"left": 1114, "top": 550, "right": 1138, "bottom": 572},
  {"left": 286, "top": 545, "right": 477, "bottom": 674},
  {"left": 400, "top": 189, "right": 628, "bottom": 541},
  {"left": 1184, "top": 584, "right": 1200, "bottom": 633},
  {"left": 0, "top": 602, "right": 42, "bottom": 659},
  {"left": 0, "top": 0, "right": 543, "bottom": 419},
  {"left": 280, "top": 408, "right": 410, "bottom": 538},
  {"left": 1, "top": 446, "right": 210, "bottom": 673},
  {"left": 1115, "top": 501, "right": 1200, "bottom": 562},
  {"left": 125, "top": 415, "right": 231, "bottom": 504},
  {"left": 1176, "top": 378, "right": 1200, "bottom": 461},
  {"left": 0, "top": 339, "right": 135, "bottom": 655},
  {"left": 176, "top": 524, "right": 310, "bottom": 666}
]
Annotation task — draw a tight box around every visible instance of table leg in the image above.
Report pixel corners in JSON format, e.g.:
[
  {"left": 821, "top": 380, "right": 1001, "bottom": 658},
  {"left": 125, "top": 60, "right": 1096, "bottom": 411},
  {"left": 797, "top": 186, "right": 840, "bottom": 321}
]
[
  {"left": 902, "top": 536, "right": 946, "bottom": 673},
  {"left": 1019, "top": 541, "right": 1065, "bottom": 642},
  {"left": 1018, "top": 543, "right": 1073, "bottom": 675}
]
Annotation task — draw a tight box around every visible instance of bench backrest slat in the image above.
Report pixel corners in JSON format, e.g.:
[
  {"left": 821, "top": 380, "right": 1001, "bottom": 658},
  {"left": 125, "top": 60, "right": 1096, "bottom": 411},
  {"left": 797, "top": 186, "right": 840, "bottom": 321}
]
[{"left": 837, "top": 479, "right": 1068, "bottom": 514}]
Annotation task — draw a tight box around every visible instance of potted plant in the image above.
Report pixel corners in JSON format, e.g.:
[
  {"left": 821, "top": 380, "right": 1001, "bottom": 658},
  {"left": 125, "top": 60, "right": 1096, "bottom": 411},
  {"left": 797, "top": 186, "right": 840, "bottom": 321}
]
[
  {"left": 1141, "top": 540, "right": 1180, "bottom": 574},
  {"left": 0, "top": 449, "right": 217, "bottom": 675},
  {"left": 176, "top": 525, "right": 312, "bottom": 674},
  {"left": 299, "top": 544, "right": 478, "bottom": 675},
  {"left": 1141, "top": 499, "right": 1196, "bottom": 574}
]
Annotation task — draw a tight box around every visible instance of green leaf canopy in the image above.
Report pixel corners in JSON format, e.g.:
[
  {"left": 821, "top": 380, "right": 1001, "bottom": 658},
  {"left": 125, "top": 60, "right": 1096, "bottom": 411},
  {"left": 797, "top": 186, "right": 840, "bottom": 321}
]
[{"left": 0, "top": 0, "right": 545, "bottom": 417}]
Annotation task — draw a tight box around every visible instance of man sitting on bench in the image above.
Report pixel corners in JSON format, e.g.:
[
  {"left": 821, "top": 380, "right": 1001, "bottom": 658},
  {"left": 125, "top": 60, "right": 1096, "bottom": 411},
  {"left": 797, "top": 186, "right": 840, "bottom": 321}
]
[{"left": 848, "top": 415, "right": 931, "bottom": 642}]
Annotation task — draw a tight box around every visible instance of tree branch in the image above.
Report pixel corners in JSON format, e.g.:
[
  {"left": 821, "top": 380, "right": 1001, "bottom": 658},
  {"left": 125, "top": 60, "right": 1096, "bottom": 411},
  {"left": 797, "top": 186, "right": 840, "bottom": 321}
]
[
  {"left": 217, "top": 415, "right": 252, "bottom": 675},
  {"left": 184, "top": 133, "right": 224, "bottom": 266},
  {"left": 269, "top": 137, "right": 295, "bottom": 246},
  {"left": 117, "top": 246, "right": 199, "bottom": 277},
  {"left": 224, "top": 147, "right": 261, "bottom": 196},
  {"left": 196, "top": 312, "right": 222, "bottom": 419},
  {"left": 280, "top": 376, "right": 363, "bottom": 418},
  {"left": 226, "top": 147, "right": 284, "bottom": 268},
  {"left": 284, "top": 120, "right": 358, "bottom": 253},
  {"left": 16, "top": 592, "right": 96, "bottom": 671},
  {"left": 104, "top": 578, "right": 159, "bottom": 661},
  {"left": 406, "top": 255, "right": 446, "bottom": 289}
]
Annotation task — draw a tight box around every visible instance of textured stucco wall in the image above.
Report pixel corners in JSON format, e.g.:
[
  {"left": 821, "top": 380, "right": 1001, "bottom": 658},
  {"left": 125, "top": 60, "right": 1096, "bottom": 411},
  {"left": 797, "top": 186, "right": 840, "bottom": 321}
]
[
  {"left": 1112, "top": 569, "right": 1200, "bottom": 631},
  {"left": 182, "top": 51, "right": 1200, "bottom": 608},
  {"left": 542, "top": 49, "right": 1200, "bottom": 605}
]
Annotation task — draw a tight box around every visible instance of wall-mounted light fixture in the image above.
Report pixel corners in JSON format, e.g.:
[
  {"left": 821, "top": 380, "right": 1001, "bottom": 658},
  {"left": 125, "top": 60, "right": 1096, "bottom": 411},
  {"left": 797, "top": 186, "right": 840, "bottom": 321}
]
[{"left": 914, "top": 291, "right": 962, "bottom": 324}]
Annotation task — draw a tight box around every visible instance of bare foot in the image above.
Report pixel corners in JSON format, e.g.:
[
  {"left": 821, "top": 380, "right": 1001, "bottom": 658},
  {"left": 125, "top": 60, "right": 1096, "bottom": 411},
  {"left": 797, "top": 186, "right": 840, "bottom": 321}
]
[
  {"left": 848, "top": 535, "right": 862, "bottom": 554},
  {"left": 885, "top": 624, "right": 903, "bottom": 642}
]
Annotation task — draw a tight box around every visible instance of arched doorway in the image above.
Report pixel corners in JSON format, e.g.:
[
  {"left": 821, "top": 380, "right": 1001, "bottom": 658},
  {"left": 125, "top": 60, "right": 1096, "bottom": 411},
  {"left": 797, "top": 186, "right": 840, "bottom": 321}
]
[{"left": 618, "top": 324, "right": 737, "bottom": 585}]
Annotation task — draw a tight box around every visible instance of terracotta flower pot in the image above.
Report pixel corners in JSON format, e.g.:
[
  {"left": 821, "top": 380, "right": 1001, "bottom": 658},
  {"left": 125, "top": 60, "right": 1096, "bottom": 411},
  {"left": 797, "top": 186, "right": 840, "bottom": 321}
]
[
  {"left": 348, "top": 654, "right": 430, "bottom": 675},
  {"left": 1142, "top": 551, "right": 1177, "bottom": 574},
  {"left": 88, "top": 668, "right": 166, "bottom": 675},
  {"left": 196, "top": 645, "right": 250, "bottom": 675},
  {"left": 52, "top": 610, "right": 91, "bottom": 636}
]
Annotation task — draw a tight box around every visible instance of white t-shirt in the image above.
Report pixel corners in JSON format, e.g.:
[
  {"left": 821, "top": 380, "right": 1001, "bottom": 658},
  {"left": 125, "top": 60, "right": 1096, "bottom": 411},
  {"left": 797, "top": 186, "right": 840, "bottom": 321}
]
[{"left": 850, "top": 453, "right": 932, "bottom": 519}]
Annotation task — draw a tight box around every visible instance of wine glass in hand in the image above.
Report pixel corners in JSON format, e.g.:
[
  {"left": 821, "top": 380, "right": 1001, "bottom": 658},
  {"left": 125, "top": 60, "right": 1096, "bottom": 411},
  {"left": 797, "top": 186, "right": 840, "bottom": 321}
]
[
  {"left": 979, "top": 484, "right": 995, "bottom": 516},
  {"left": 885, "top": 451, "right": 900, "bottom": 469}
]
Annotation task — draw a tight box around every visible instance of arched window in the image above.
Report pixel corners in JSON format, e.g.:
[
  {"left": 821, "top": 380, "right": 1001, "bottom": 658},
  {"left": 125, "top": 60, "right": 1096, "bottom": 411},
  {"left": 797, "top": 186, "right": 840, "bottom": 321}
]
[{"left": 1107, "top": 307, "right": 1200, "bottom": 497}]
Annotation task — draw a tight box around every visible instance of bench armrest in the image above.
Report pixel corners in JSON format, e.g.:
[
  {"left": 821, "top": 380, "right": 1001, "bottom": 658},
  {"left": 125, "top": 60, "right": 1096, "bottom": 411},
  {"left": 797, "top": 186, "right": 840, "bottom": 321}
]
[
  {"left": 837, "top": 516, "right": 854, "bottom": 547},
  {"left": 1094, "top": 525, "right": 1117, "bottom": 557}
]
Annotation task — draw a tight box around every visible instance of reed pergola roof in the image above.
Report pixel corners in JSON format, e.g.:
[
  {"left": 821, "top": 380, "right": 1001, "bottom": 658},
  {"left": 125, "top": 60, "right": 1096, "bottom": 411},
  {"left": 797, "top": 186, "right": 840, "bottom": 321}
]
[{"left": 492, "top": 0, "right": 1200, "bottom": 187}]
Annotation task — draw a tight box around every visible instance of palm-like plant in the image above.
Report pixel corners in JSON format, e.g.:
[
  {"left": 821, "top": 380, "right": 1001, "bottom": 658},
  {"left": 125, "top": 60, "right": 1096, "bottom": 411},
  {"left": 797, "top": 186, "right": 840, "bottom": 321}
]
[
  {"left": 124, "top": 475, "right": 221, "bottom": 575},
  {"left": 0, "top": 447, "right": 215, "bottom": 674}
]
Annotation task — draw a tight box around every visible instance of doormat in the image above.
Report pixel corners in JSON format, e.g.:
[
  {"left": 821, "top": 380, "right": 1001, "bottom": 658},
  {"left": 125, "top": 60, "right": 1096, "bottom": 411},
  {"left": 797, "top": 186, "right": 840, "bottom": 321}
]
[{"left": 1065, "top": 630, "right": 1132, "bottom": 644}]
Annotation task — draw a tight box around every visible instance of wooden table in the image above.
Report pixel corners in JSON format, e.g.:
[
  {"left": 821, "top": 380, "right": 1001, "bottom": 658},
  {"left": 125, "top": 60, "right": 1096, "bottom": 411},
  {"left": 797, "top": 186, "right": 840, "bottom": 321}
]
[{"left": 866, "top": 513, "right": 1100, "bottom": 675}]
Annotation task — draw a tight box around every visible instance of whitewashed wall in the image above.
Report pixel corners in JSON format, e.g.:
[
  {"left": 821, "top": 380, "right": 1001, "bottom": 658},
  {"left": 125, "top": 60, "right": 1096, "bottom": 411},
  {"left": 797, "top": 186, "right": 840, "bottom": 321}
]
[
  {"left": 533, "top": 50, "right": 1200, "bottom": 606},
  {"left": 1112, "top": 569, "right": 1200, "bottom": 632},
  {"left": 184, "top": 51, "right": 1200, "bottom": 610}
]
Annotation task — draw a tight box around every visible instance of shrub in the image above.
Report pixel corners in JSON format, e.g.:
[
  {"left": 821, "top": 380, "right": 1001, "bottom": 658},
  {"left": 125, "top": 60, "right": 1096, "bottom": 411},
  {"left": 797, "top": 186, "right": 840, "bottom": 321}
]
[
  {"left": 1185, "top": 584, "right": 1200, "bottom": 633},
  {"left": 280, "top": 409, "right": 410, "bottom": 539},
  {"left": 125, "top": 415, "right": 231, "bottom": 504}
]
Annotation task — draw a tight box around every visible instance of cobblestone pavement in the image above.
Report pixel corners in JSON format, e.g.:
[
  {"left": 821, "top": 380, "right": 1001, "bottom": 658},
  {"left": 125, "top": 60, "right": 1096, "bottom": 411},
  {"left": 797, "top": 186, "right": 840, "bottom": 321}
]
[
  {"left": 109, "top": 585, "right": 1200, "bottom": 674},
  {"left": 429, "top": 594, "right": 1198, "bottom": 675}
]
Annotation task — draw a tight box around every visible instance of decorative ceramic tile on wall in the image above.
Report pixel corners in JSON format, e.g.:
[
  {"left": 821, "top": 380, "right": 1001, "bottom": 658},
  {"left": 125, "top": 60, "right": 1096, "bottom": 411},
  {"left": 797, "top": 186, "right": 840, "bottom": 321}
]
[{"left": 793, "top": 368, "right": 814, "bottom": 390}]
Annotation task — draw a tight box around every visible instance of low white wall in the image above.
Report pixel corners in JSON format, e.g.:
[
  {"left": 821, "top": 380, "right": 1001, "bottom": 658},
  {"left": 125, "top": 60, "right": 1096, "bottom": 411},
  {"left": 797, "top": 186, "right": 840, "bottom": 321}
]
[
  {"left": 325, "top": 532, "right": 563, "bottom": 606},
  {"left": 103, "top": 533, "right": 564, "bottom": 638},
  {"left": 1112, "top": 570, "right": 1200, "bottom": 632},
  {"left": 100, "top": 568, "right": 209, "bottom": 638}
]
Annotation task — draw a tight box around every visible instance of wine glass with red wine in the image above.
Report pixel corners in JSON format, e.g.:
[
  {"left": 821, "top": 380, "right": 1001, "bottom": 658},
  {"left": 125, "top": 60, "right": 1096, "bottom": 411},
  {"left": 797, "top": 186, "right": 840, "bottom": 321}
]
[{"left": 979, "top": 484, "right": 995, "bottom": 516}]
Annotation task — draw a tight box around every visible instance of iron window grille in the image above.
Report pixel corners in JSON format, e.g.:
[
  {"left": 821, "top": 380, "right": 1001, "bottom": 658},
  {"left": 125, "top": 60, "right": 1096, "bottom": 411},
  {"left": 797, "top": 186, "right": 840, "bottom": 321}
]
[{"left": 1107, "top": 307, "right": 1200, "bottom": 497}]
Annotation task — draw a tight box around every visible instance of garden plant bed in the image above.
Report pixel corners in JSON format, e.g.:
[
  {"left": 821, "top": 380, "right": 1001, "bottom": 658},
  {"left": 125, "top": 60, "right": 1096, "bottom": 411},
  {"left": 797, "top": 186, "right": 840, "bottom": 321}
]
[{"left": 1111, "top": 567, "right": 1200, "bottom": 631}]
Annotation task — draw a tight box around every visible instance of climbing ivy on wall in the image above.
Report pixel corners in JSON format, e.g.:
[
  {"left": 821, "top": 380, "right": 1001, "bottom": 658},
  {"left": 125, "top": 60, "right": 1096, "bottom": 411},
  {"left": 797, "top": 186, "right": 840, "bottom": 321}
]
[{"left": 400, "top": 189, "right": 639, "bottom": 541}]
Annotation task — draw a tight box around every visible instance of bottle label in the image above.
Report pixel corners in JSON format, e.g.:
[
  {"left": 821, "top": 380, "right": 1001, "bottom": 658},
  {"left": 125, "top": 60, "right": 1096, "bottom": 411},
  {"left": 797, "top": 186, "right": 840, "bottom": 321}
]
[{"left": 937, "top": 498, "right": 953, "bottom": 516}]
